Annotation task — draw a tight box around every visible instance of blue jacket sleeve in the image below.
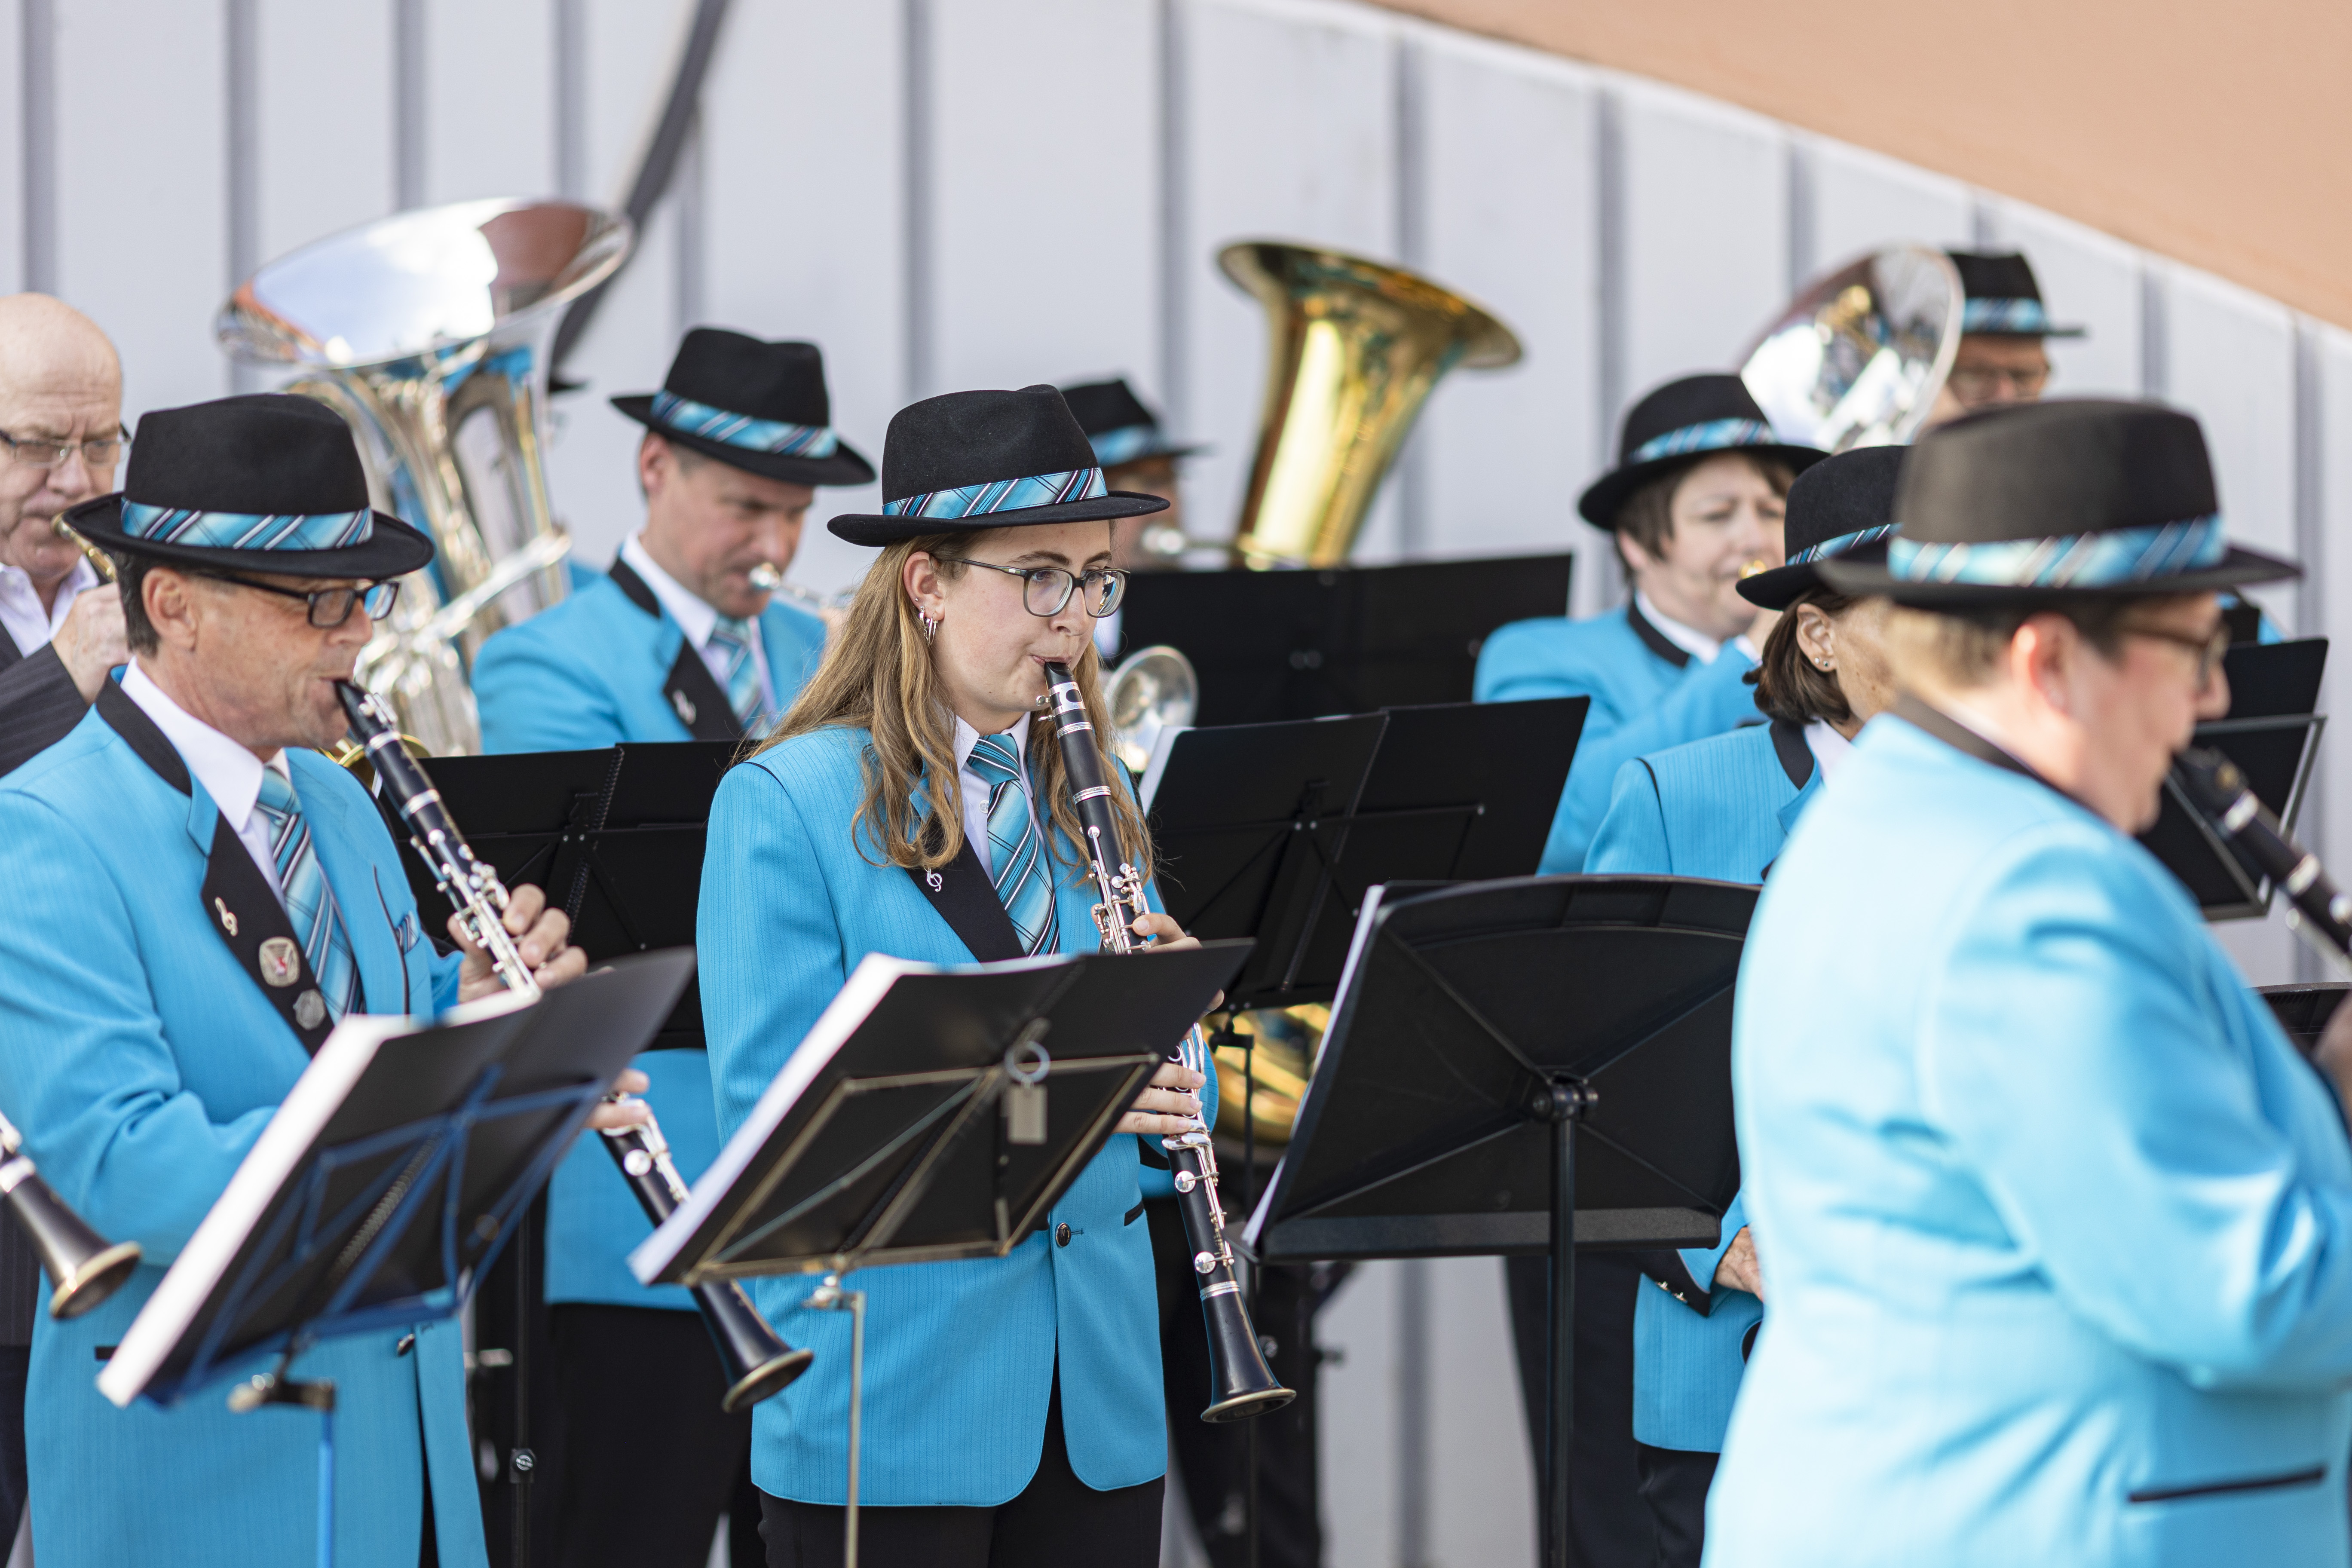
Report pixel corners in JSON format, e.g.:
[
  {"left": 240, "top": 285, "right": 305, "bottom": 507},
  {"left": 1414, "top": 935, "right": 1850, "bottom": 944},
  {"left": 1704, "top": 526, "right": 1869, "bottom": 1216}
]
[
  {"left": 1548, "top": 654, "right": 1759, "bottom": 873},
  {"left": 1919, "top": 829, "right": 2352, "bottom": 1387},
  {"left": 1585, "top": 759, "right": 1673, "bottom": 876},
  {"left": 473, "top": 622, "right": 631, "bottom": 753},
  {"left": 1474, "top": 621, "right": 1575, "bottom": 704},
  {"left": 0, "top": 795, "right": 274, "bottom": 1262}
]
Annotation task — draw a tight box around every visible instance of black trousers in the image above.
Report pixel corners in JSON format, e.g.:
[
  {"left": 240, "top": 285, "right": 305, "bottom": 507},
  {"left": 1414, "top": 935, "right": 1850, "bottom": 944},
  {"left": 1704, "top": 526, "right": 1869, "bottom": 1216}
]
[
  {"left": 0, "top": 1343, "right": 24, "bottom": 1547},
  {"left": 550, "top": 1304, "right": 756, "bottom": 1568},
  {"left": 758, "top": 1371, "right": 1162, "bottom": 1568},
  {"left": 1505, "top": 1253, "right": 1657, "bottom": 1568},
  {"left": 1634, "top": 1443, "right": 1718, "bottom": 1568},
  {"left": 1147, "top": 1197, "right": 1326, "bottom": 1568}
]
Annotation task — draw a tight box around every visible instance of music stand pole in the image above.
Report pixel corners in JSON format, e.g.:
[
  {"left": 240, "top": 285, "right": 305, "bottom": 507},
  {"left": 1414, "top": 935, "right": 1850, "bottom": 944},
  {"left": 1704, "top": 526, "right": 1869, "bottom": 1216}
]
[
  {"left": 806, "top": 1275, "right": 868, "bottom": 1568},
  {"left": 1541, "top": 1079, "right": 1594, "bottom": 1568},
  {"left": 227, "top": 1360, "right": 338, "bottom": 1568}
]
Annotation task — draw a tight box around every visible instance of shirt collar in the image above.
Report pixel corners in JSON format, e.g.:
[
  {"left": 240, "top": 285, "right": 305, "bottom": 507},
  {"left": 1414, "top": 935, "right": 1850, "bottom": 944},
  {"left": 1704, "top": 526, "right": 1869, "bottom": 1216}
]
[
  {"left": 1803, "top": 719, "right": 1856, "bottom": 780},
  {"left": 0, "top": 554, "right": 98, "bottom": 635},
  {"left": 119, "top": 660, "right": 290, "bottom": 831},
  {"left": 953, "top": 711, "right": 1032, "bottom": 775},
  {"left": 620, "top": 533, "right": 722, "bottom": 648},
  {"left": 1632, "top": 590, "right": 1723, "bottom": 664}
]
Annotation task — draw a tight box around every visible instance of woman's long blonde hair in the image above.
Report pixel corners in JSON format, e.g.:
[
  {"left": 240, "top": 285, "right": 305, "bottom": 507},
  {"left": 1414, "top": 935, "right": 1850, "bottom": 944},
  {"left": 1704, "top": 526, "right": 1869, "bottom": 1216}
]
[{"left": 752, "top": 530, "right": 1155, "bottom": 882}]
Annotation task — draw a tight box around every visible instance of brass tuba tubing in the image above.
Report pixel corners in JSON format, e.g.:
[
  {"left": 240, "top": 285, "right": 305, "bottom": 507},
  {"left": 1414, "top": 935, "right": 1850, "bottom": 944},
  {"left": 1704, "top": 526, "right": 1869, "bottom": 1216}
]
[
  {"left": 1041, "top": 660, "right": 1294, "bottom": 1422},
  {"left": 338, "top": 681, "right": 812, "bottom": 1411}
]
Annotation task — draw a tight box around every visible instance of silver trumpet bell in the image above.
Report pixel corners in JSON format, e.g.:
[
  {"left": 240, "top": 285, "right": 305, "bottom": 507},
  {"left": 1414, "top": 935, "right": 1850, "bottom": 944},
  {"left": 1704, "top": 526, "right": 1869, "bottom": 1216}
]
[
  {"left": 1102, "top": 645, "right": 1198, "bottom": 777},
  {"left": 1740, "top": 245, "right": 1964, "bottom": 453},
  {"left": 218, "top": 199, "right": 632, "bottom": 754}
]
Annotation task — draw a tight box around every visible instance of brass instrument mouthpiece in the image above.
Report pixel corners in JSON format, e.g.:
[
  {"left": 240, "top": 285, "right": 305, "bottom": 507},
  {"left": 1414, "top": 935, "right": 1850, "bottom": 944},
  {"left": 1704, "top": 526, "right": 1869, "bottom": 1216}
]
[
  {"left": 747, "top": 563, "right": 781, "bottom": 591},
  {"left": 1738, "top": 557, "right": 1772, "bottom": 579}
]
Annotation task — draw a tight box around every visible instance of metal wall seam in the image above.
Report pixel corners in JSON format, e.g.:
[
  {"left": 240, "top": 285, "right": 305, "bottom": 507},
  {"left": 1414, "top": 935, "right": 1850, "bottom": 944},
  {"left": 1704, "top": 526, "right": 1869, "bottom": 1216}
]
[
  {"left": 393, "top": 0, "right": 426, "bottom": 211},
  {"left": 1392, "top": 31, "right": 1429, "bottom": 555},
  {"left": 902, "top": 0, "right": 934, "bottom": 402},
  {"left": 21, "top": 0, "right": 52, "bottom": 292}
]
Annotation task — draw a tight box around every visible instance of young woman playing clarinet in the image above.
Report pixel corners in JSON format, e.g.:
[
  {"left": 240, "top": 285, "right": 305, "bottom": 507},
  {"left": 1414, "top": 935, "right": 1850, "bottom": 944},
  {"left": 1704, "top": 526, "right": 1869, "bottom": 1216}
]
[{"left": 698, "top": 385, "right": 1215, "bottom": 1568}]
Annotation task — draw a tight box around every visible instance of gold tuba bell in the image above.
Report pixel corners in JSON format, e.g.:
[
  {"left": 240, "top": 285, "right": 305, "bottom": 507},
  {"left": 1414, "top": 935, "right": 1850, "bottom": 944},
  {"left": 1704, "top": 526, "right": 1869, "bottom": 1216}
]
[
  {"left": 218, "top": 199, "right": 631, "bottom": 754},
  {"left": 1219, "top": 240, "right": 1521, "bottom": 568}
]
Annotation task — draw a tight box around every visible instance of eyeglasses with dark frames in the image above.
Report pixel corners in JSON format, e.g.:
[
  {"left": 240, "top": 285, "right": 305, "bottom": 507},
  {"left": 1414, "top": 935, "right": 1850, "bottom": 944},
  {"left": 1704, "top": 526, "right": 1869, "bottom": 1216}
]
[
  {"left": 0, "top": 426, "right": 129, "bottom": 469},
  {"left": 931, "top": 556, "right": 1127, "bottom": 619},
  {"left": 202, "top": 573, "right": 401, "bottom": 629},
  {"left": 2119, "top": 620, "right": 2231, "bottom": 688}
]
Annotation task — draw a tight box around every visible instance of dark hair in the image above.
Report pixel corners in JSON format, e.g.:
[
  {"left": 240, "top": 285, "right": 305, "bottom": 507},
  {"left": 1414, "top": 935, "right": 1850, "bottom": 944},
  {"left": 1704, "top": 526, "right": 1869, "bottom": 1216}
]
[
  {"left": 1750, "top": 585, "right": 1857, "bottom": 726},
  {"left": 117, "top": 550, "right": 159, "bottom": 655},
  {"left": 1613, "top": 451, "right": 1795, "bottom": 567}
]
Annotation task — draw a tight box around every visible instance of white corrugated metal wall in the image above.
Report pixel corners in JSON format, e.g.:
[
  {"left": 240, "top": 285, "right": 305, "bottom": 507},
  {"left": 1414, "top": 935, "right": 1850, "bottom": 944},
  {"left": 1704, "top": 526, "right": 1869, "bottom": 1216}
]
[{"left": 14, "top": 1, "right": 2349, "bottom": 1560}]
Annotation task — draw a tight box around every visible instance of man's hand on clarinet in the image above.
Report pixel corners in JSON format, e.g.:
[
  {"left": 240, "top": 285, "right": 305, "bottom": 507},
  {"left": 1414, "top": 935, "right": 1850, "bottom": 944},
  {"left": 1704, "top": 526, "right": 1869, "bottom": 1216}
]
[
  {"left": 1118, "top": 1059, "right": 1207, "bottom": 1137},
  {"left": 451, "top": 881, "right": 588, "bottom": 1002},
  {"left": 585, "top": 1068, "right": 652, "bottom": 1132}
]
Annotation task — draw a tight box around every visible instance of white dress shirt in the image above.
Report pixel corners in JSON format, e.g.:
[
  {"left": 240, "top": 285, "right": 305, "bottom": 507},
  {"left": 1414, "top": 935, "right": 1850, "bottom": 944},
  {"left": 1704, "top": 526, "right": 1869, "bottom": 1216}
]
[
  {"left": 1634, "top": 590, "right": 1762, "bottom": 666},
  {"left": 0, "top": 555, "right": 97, "bottom": 659},
  {"left": 621, "top": 533, "right": 776, "bottom": 717},
  {"left": 1803, "top": 718, "right": 1856, "bottom": 781},
  {"left": 952, "top": 712, "right": 1037, "bottom": 879},
  {"left": 122, "top": 660, "right": 291, "bottom": 900}
]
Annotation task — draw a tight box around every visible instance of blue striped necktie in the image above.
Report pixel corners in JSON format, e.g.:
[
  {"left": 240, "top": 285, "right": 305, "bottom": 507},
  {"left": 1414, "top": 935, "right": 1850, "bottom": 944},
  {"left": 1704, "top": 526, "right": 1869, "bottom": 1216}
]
[
  {"left": 707, "top": 616, "right": 769, "bottom": 731},
  {"left": 254, "top": 768, "right": 361, "bottom": 1024},
  {"left": 966, "top": 732, "right": 1059, "bottom": 956}
]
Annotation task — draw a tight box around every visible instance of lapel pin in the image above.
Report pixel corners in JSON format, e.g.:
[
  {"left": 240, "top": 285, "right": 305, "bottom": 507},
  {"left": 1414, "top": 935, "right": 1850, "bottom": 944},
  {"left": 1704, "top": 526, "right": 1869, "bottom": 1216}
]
[
  {"left": 258, "top": 936, "right": 301, "bottom": 988},
  {"left": 293, "top": 989, "right": 327, "bottom": 1030},
  {"left": 926, "top": 870, "right": 943, "bottom": 891},
  {"left": 672, "top": 689, "right": 697, "bottom": 726},
  {"left": 213, "top": 897, "right": 238, "bottom": 937}
]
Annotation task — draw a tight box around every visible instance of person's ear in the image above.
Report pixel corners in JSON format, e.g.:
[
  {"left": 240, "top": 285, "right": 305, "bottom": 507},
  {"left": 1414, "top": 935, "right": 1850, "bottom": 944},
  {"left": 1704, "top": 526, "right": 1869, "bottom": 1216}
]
[
  {"left": 1793, "top": 603, "right": 1836, "bottom": 670},
  {"left": 144, "top": 568, "right": 200, "bottom": 653},
  {"left": 637, "top": 434, "right": 670, "bottom": 500},
  {"left": 903, "top": 551, "right": 945, "bottom": 619},
  {"left": 2014, "top": 614, "right": 2076, "bottom": 715},
  {"left": 1616, "top": 531, "right": 1657, "bottom": 576}
]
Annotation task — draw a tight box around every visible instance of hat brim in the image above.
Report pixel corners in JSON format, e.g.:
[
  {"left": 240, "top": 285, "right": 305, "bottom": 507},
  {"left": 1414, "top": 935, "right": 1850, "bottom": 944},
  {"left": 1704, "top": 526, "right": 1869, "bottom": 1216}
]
[
  {"left": 1102, "top": 438, "right": 1209, "bottom": 466},
  {"left": 1738, "top": 538, "right": 1893, "bottom": 610},
  {"left": 1818, "top": 543, "right": 2300, "bottom": 606},
  {"left": 1577, "top": 444, "right": 1829, "bottom": 530},
  {"left": 827, "top": 491, "right": 1170, "bottom": 547},
  {"left": 1962, "top": 325, "right": 2088, "bottom": 340},
  {"left": 65, "top": 494, "right": 437, "bottom": 579},
  {"left": 612, "top": 394, "right": 879, "bottom": 487}
]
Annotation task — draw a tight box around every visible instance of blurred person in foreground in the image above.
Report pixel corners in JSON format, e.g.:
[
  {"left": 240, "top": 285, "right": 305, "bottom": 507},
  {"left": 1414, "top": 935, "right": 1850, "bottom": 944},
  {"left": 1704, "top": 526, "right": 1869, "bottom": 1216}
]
[{"left": 1712, "top": 399, "right": 2352, "bottom": 1566}]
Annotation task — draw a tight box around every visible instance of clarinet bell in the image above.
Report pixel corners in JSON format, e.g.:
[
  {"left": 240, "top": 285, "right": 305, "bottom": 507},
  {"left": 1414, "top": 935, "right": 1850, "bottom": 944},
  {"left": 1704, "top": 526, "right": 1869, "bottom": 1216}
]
[
  {"left": 1200, "top": 1302, "right": 1294, "bottom": 1423},
  {"left": 707, "top": 1279, "right": 815, "bottom": 1413},
  {"left": 6, "top": 1171, "right": 142, "bottom": 1320}
]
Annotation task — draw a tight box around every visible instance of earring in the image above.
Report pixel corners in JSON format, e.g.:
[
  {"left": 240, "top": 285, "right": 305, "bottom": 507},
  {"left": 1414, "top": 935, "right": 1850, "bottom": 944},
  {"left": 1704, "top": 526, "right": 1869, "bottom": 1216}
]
[
  {"left": 918, "top": 609, "right": 937, "bottom": 643},
  {"left": 1814, "top": 657, "right": 1833, "bottom": 670}
]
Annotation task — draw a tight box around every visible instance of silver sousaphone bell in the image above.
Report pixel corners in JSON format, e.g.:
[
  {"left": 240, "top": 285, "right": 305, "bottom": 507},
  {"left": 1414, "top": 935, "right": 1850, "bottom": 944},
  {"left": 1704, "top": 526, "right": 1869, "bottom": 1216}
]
[
  {"left": 218, "top": 199, "right": 632, "bottom": 754},
  {"left": 1740, "top": 244, "right": 1964, "bottom": 453}
]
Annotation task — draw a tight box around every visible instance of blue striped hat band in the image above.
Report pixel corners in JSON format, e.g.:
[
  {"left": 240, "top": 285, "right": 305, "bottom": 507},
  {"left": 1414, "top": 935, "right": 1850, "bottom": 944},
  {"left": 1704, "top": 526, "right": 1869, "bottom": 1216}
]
[
  {"left": 1785, "top": 523, "right": 1896, "bottom": 567},
  {"left": 1629, "top": 418, "right": 1780, "bottom": 465},
  {"left": 1962, "top": 297, "right": 2056, "bottom": 334},
  {"left": 1889, "top": 515, "right": 2227, "bottom": 588},
  {"left": 882, "top": 466, "right": 1108, "bottom": 520},
  {"left": 1088, "top": 424, "right": 1161, "bottom": 466},
  {"left": 121, "top": 500, "right": 374, "bottom": 552},
  {"left": 652, "top": 389, "right": 840, "bottom": 458}
]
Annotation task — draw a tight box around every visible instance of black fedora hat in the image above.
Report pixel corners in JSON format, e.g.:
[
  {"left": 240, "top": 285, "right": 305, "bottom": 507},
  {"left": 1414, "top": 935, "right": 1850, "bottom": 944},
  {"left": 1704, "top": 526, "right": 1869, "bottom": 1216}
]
[
  {"left": 612, "top": 328, "right": 876, "bottom": 487},
  {"left": 1948, "top": 251, "right": 2085, "bottom": 338},
  {"left": 1058, "top": 377, "right": 1205, "bottom": 466},
  {"left": 66, "top": 393, "right": 433, "bottom": 579},
  {"left": 1738, "top": 445, "right": 1905, "bottom": 610},
  {"left": 1578, "top": 374, "right": 1826, "bottom": 529},
  {"left": 1820, "top": 399, "right": 2296, "bottom": 605},
  {"left": 828, "top": 385, "right": 1169, "bottom": 546}
]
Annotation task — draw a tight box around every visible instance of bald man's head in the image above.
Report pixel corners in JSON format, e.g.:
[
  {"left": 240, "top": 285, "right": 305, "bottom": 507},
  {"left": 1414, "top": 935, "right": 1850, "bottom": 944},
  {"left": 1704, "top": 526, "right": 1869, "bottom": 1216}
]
[{"left": 0, "top": 294, "right": 124, "bottom": 598}]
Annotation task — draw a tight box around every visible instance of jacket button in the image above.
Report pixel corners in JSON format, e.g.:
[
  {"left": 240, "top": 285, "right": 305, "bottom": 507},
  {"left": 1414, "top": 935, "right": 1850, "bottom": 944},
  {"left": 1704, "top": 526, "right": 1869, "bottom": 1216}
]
[{"left": 1054, "top": 1223, "right": 1072, "bottom": 1247}]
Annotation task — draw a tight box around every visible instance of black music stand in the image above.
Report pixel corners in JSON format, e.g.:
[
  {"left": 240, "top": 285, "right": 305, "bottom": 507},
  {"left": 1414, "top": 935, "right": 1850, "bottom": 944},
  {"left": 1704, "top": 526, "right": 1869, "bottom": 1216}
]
[
  {"left": 2258, "top": 983, "right": 2350, "bottom": 1053},
  {"left": 632, "top": 942, "right": 1248, "bottom": 1559},
  {"left": 1147, "top": 698, "right": 1586, "bottom": 1008},
  {"left": 1116, "top": 553, "right": 1574, "bottom": 723},
  {"left": 98, "top": 952, "right": 695, "bottom": 1568},
  {"left": 2141, "top": 638, "right": 2328, "bottom": 919},
  {"left": 1244, "top": 876, "right": 1754, "bottom": 1568}
]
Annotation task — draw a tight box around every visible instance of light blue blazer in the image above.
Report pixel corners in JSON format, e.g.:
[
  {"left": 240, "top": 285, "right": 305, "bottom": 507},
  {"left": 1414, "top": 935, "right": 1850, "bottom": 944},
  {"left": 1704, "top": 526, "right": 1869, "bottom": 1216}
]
[
  {"left": 1473, "top": 603, "right": 1761, "bottom": 873},
  {"left": 699, "top": 724, "right": 1217, "bottom": 1507},
  {"left": 1586, "top": 718, "right": 1821, "bottom": 1453},
  {"left": 0, "top": 706, "right": 485, "bottom": 1568},
  {"left": 472, "top": 567, "right": 826, "bottom": 1311},
  {"left": 1712, "top": 712, "right": 2352, "bottom": 1568}
]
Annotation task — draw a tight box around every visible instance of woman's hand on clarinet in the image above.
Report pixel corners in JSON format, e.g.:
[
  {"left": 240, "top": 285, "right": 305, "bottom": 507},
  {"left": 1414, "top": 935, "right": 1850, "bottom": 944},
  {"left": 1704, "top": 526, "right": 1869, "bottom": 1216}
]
[
  {"left": 1117, "top": 1060, "right": 1207, "bottom": 1137},
  {"left": 1128, "top": 911, "right": 1225, "bottom": 1013},
  {"left": 453, "top": 881, "right": 588, "bottom": 1002},
  {"left": 585, "top": 1069, "right": 652, "bottom": 1132}
]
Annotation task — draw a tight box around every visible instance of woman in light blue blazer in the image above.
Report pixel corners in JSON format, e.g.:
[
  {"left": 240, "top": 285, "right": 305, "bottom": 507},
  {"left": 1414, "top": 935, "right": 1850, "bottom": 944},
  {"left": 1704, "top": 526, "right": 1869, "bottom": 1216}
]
[
  {"left": 700, "top": 386, "right": 1218, "bottom": 1568},
  {"left": 1584, "top": 445, "right": 1902, "bottom": 1568}
]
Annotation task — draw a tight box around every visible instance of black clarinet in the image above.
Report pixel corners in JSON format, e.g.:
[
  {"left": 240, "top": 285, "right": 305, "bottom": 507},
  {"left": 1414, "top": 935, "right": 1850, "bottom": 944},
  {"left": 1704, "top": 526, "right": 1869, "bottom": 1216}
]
[
  {"left": 338, "top": 681, "right": 811, "bottom": 1411},
  {"left": 2173, "top": 746, "right": 2352, "bottom": 968},
  {"left": 1039, "top": 662, "right": 1293, "bottom": 1422}
]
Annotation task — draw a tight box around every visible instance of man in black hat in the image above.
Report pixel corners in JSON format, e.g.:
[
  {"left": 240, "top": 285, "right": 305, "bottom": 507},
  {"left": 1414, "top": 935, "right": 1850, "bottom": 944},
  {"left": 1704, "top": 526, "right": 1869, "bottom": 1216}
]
[
  {"left": 0, "top": 392, "right": 627, "bottom": 1568},
  {"left": 1922, "top": 252, "right": 2083, "bottom": 428},
  {"left": 470, "top": 327, "right": 874, "bottom": 1568},
  {"left": 1712, "top": 399, "right": 2352, "bottom": 1566},
  {"left": 1059, "top": 377, "right": 1204, "bottom": 664}
]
